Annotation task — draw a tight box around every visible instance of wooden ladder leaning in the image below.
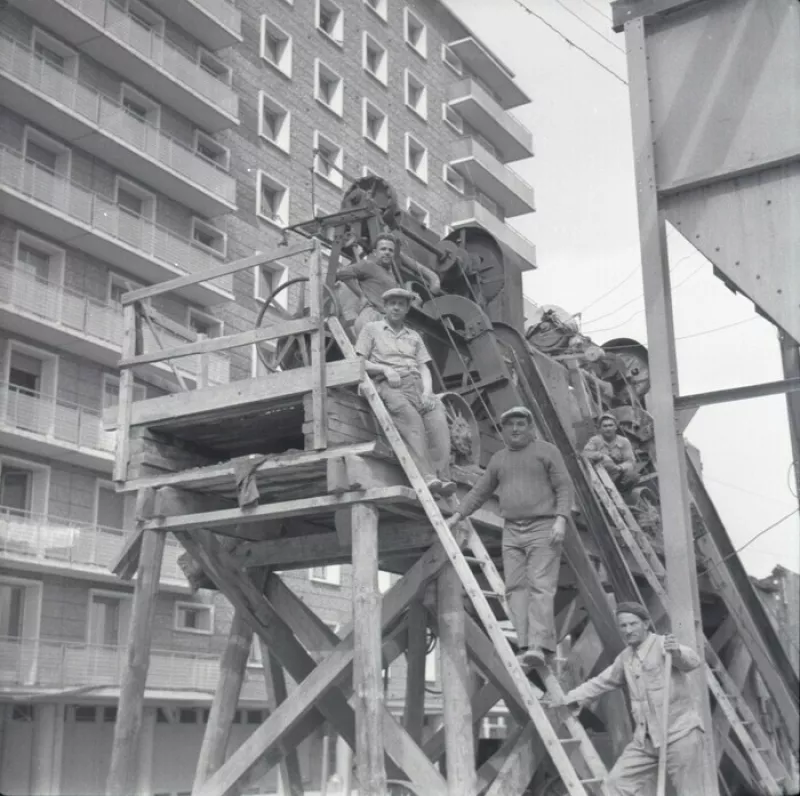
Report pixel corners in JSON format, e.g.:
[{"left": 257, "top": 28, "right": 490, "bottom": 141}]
[
  {"left": 587, "top": 464, "right": 789, "bottom": 796},
  {"left": 328, "top": 316, "right": 610, "bottom": 796}
]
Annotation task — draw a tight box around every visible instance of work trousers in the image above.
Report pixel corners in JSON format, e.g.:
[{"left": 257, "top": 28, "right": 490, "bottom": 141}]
[
  {"left": 607, "top": 728, "right": 705, "bottom": 796},
  {"left": 502, "top": 518, "right": 561, "bottom": 652},
  {"left": 377, "top": 374, "right": 451, "bottom": 483}
]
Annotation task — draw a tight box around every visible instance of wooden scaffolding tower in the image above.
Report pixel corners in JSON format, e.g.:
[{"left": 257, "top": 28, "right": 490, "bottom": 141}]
[{"left": 103, "top": 240, "right": 798, "bottom": 796}]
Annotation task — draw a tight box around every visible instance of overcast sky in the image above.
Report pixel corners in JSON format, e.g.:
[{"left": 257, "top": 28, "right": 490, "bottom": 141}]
[{"left": 456, "top": 0, "right": 799, "bottom": 577}]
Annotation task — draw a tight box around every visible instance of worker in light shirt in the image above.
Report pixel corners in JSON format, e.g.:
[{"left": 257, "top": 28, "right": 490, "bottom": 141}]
[
  {"left": 549, "top": 601, "right": 706, "bottom": 796},
  {"left": 447, "top": 406, "right": 573, "bottom": 667}
]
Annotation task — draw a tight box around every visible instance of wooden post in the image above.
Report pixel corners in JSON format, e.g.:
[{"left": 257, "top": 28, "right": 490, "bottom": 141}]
[
  {"left": 260, "top": 645, "right": 304, "bottom": 796},
  {"left": 437, "top": 564, "right": 477, "bottom": 796},
  {"left": 192, "top": 611, "right": 253, "bottom": 793},
  {"left": 403, "top": 599, "right": 427, "bottom": 744},
  {"left": 309, "top": 239, "right": 327, "bottom": 450},
  {"left": 106, "top": 516, "right": 165, "bottom": 796},
  {"left": 351, "top": 504, "right": 387, "bottom": 795},
  {"left": 114, "top": 303, "right": 137, "bottom": 482}
]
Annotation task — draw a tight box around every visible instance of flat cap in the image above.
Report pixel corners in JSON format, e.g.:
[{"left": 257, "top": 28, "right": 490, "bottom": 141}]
[
  {"left": 599, "top": 412, "right": 618, "bottom": 425},
  {"left": 381, "top": 287, "right": 417, "bottom": 303},
  {"left": 500, "top": 405, "right": 533, "bottom": 424},
  {"left": 615, "top": 601, "right": 650, "bottom": 621}
]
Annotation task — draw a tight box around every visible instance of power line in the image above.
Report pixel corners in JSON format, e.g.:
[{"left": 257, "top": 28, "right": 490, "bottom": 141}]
[
  {"left": 675, "top": 317, "right": 756, "bottom": 341},
  {"left": 549, "top": 0, "right": 625, "bottom": 52},
  {"left": 577, "top": 266, "right": 640, "bottom": 316},
  {"left": 507, "top": 0, "right": 628, "bottom": 86},
  {"left": 699, "top": 508, "right": 799, "bottom": 576},
  {"left": 575, "top": 0, "right": 612, "bottom": 22},
  {"left": 704, "top": 475, "right": 797, "bottom": 508}
]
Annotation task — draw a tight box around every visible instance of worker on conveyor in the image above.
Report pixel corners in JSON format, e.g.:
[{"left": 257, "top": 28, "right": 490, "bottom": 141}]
[
  {"left": 447, "top": 406, "right": 572, "bottom": 667},
  {"left": 336, "top": 232, "right": 440, "bottom": 335},
  {"left": 355, "top": 287, "right": 456, "bottom": 496},
  {"left": 582, "top": 412, "right": 638, "bottom": 489},
  {"left": 548, "top": 601, "right": 705, "bottom": 796}
]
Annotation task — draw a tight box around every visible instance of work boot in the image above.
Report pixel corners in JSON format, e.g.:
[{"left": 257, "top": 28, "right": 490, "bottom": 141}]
[
  {"left": 426, "top": 478, "right": 444, "bottom": 495},
  {"left": 438, "top": 480, "right": 457, "bottom": 497},
  {"left": 522, "top": 647, "right": 545, "bottom": 667}
]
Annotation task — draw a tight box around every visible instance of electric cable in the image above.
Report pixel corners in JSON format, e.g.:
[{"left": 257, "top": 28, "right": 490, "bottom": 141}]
[
  {"left": 549, "top": 0, "right": 625, "bottom": 52},
  {"left": 675, "top": 317, "right": 756, "bottom": 341},
  {"left": 577, "top": 265, "right": 640, "bottom": 316},
  {"left": 575, "top": 0, "right": 612, "bottom": 22},
  {"left": 704, "top": 475, "right": 797, "bottom": 508},
  {"left": 507, "top": 0, "right": 628, "bottom": 86},
  {"left": 788, "top": 460, "right": 798, "bottom": 499}
]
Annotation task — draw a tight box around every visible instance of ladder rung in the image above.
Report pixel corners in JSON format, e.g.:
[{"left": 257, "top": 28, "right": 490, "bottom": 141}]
[
  {"left": 462, "top": 555, "right": 484, "bottom": 565},
  {"left": 580, "top": 778, "right": 603, "bottom": 785},
  {"left": 481, "top": 590, "right": 503, "bottom": 599},
  {"left": 559, "top": 737, "right": 582, "bottom": 745}
]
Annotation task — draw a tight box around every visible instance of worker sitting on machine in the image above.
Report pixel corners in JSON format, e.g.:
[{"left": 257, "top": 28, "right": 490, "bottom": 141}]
[
  {"left": 336, "top": 232, "right": 440, "bottom": 336},
  {"left": 355, "top": 287, "right": 456, "bottom": 496},
  {"left": 446, "top": 406, "right": 573, "bottom": 667},
  {"left": 582, "top": 412, "right": 638, "bottom": 490},
  {"left": 547, "top": 602, "right": 705, "bottom": 796}
]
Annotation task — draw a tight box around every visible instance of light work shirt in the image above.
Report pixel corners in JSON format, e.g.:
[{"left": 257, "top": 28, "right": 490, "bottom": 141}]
[
  {"left": 583, "top": 433, "right": 636, "bottom": 466},
  {"left": 565, "top": 633, "right": 704, "bottom": 748},
  {"left": 355, "top": 320, "right": 431, "bottom": 377}
]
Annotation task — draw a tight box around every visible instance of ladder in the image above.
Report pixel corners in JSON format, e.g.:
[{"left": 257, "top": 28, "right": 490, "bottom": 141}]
[
  {"left": 327, "top": 317, "right": 610, "bottom": 796},
  {"left": 588, "top": 464, "right": 789, "bottom": 796}
]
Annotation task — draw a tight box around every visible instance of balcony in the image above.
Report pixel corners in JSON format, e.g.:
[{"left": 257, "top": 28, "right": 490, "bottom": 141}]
[
  {"left": 0, "top": 383, "right": 115, "bottom": 472},
  {"left": 147, "top": 0, "right": 242, "bottom": 50},
  {"left": 447, "top": 79, "right": 533, "bottom": 163},
  {"left": 13, "top": 0, "right": 239, "bottom": 131},
  {"left": 0, "top": 146, "right": 234, "bottom": 306},
  {"left": 0, "top": 507, "right": 187, "bottom": 589},
  {"left": 448, "top": 37, "right": 530, "bottom": 110},
  {"left": 449, "top": 138, "right": 535, "bottom": 217},
  {"left": 0, "top": 261, "right": 231, "bottom": 387},
  {"left": 0, "top": 636, "right": 267, "bottom": 700},
  {"left": 0, "top": 34, "right": 236, "bottom": 217},
  {"left": 451, "top": 198, "right": 537, "bottom": 269}
]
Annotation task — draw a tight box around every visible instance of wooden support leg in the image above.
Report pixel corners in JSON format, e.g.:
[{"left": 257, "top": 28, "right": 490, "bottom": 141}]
[
  {"left": 106, "top": 513, "right": 164, "bottom": 796},
  {"left": 261, "top": 646, "right": 304, "bottom": 796},
  {"left": 193, "top": 612, "right": 253, "bottom": 793},
  {"left": 403, "top": 599, "right": 427, "bottom": 744},
  {"left": 437, "top": 564, "right": 477, "bottom": 796},
  {"left": 351, "top": 504, "right": 387, "bottom": 795},
  {"left": 483, "top": 722, "right": 543, "bottom": 796}
]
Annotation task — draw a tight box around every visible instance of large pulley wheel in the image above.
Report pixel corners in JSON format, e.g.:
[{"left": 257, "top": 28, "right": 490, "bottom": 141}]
[{"left": 255, "top": 276, "right": 341, "bottom": 372}]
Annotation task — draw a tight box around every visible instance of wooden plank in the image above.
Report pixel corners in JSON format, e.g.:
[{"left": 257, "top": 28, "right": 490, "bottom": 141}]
[
  {"left": 308, "top": 243, "right": 327, "bottom": 450},
  {"left": 403, "top": 600, "right": 427, "bottom": 744},
  {"left": 351, "top": 504, "right": 387, "bottom": 795},
  {"left": 113, "top": 304, "right": 137, "bottom": 482},
  {"left": 106, "top": 523, "right": 165, "bottom": 796},
  {"left": 141, "top": 486, "right": 418, "bottom": 532},
  {"left": 192, "top": 612, "right": 253, "bottom": 792},
  {"left": 139, "top": 299, "right": 189, "bottom": 391},
  {"left": 261, "top": 648, "right": 304, "bottom": 796},
  {"left": 128, "top": 360, "right": 364, "bottom": 429},
  {"left": 483, "top": 722, "right": 543, "bottom": 796},
  {"left": 121, "top": 317, "right": 321, "bottom": 368},
  {"left": 438, "top": 565, "right": 477, "bottom": 796},
  {"left": 122, "top": 242, "right": 315, "bottom": 305}
]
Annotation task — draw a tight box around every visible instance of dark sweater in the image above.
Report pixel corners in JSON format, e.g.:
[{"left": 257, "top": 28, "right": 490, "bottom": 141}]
[{"left": 458, "top": 440, "right": 572, "bottom": 521}]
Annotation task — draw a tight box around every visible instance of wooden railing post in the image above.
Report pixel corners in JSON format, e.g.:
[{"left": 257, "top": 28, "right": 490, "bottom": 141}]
[{"left": 309, "top": 238, "right": 327, "bottom": 450}]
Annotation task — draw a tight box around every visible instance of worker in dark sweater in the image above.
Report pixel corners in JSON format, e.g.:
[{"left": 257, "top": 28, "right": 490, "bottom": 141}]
[{"left": 447, "top": 406, "right": 573, "bottom": 667}]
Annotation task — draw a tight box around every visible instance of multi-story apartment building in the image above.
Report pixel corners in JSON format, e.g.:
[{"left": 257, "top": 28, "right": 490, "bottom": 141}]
[{"left": 0, "top": 0, "right": 533, "bottom": 793}]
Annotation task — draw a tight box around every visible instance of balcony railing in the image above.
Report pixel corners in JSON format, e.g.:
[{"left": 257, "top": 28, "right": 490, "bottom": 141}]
[
  {"left": 0, "top": 636, "right": 266, "bottom": 695},
  {"left": 0, "top": 146, "right": 232, "bottom": 296},
  {"left": 0, "top": 382, "right": 115, "bottom": 456},
  {"left": 0, "top": 261, "right": 230, "bottom": 385},
  {"left": 62, "top": 0, "right": 237, "bottom": 116},
  {"left": 0, "top": 32, "right": 235, "bottom": 207},
  {"left": 0, "top": 506, "right": 185, "bottom": 582}
]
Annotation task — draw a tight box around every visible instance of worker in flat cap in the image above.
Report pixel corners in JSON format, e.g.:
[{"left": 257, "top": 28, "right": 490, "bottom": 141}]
[
  {"left": 448, "top": 405, "right": 573, "bottom": 667},
  {"left": 582, "top": 412, "right": 638, "bottom": 489},
  {"left": 549, "top": 602, "right": 705, "bottom": 796},
  {"left": 355, "top": 287, "right": 456, "bottom": 496},
  {"left": 336, "top": 232, "right": 440, "bottom": 336}
]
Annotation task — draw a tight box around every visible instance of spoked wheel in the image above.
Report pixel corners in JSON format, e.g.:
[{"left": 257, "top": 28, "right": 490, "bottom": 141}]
[{"left": 255, "top": 276, "right": 342, "bottom": 372}]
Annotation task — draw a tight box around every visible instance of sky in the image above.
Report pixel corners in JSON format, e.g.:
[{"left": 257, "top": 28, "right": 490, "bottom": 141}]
[{"left": 456, "top": 0, "right": 799, "bottom": 577}]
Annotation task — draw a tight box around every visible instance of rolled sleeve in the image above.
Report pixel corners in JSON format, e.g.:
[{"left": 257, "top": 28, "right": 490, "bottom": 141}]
[
  {"left": 413, "top": 334, "right": 432, "bottom": 368},
  {"left": 567, "top": 654, "right": 625, "bottom": 704},
  {"left": 673, "top": 643, "right": 703, "bottom": 672},
  {"left": 354, "top": 325, "right": 374, "bottom": 359},
  {"left": 336, "top": 261, "right": 368, "bottom": 282}
]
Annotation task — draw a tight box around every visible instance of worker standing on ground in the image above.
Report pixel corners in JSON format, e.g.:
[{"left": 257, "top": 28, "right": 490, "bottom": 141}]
[
  {"left": 582, "top": 413, "right": 638, "bottom": 489},
  {"left": 447, "top": 407, "right": 572, "bottom": 666},
  {"left": 336, "top": 232, "right": 440, "bottom": 335},
  {"left": 355, "top": 287, "right": 456, "bottom": 496},
  {"left": 549, "top": 602, "right": 705, "bottom": 796}
]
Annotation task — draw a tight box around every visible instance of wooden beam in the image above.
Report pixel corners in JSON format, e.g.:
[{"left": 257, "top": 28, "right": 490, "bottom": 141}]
[
  {"left": 437, "top": 565, "right": 477, "bottom": 796},
  {"left": 113, "top": 304, "right": 137, "bottom": 483},
  {"left": 122, "top": 242, "right": 315, "bottom": 305},
  {"left": 351, "top": 505, "right": 387, "bottom": 795},
  {"left": 142, "top": 487, "right": 418, "bottom": 532},
  {"left": 121, "top": 317, "right": 321, "bottom": 369},
  {"left": 128, "top": 359, "right": 364, "bottom": 428},
  {"left": 308, "top": 242, "right": 327, "bottom": 450},
  {"left": 261, "top": 648, "right": 304, "bottom": 796},
  {"left": 192, "top": 612, "right": 253, "bottom": 792},
  {"left": 483, "top": 722, "right": 543, "bottom": 796},
  {"left": 106, "top": 522, "right": 165, "bottom": 796},
  {"left": 403, "top": 600, "right": 427, "bottom": 744}
]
